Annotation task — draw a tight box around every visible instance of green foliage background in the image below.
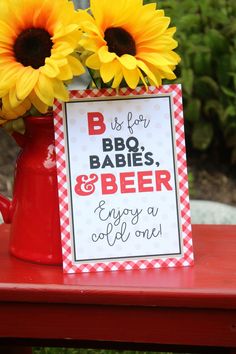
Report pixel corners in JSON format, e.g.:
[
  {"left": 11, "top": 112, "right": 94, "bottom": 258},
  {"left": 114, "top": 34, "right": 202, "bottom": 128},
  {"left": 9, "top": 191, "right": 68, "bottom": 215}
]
[{"left": 144, "top": 0, "right": 236, "bottom": 163}]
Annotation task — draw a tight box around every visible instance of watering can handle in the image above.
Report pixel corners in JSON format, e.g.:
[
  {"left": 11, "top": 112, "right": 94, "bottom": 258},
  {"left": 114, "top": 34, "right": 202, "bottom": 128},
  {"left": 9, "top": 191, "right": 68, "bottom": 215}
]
[
  {"left": 0, "top": 194, "right": 12, "bottom": 223},
  {"left": 0, "top": 131, "right": 25, "bottom": 224}
]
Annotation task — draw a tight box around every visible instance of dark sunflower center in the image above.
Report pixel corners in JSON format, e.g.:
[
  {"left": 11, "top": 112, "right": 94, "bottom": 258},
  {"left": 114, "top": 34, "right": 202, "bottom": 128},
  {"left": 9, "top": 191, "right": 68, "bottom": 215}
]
[
  {"left": 14, "top": 28, "right": 53, "bottom": 69},
  {"left": 104, "top": 27, "right": 136, "bottom": 57}
]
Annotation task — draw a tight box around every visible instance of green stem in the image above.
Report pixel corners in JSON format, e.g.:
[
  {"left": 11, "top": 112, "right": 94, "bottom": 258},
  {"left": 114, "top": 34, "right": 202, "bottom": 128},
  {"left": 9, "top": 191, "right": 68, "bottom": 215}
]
[{"left": 86, "top": 67, "right": 99, "bottom": 89}]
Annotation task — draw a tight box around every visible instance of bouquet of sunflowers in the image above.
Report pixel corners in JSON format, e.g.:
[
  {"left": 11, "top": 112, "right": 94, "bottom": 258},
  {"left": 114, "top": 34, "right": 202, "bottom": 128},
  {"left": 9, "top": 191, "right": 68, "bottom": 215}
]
[{"left": 0, "top": 0, "right": 180, "bottom": 130}]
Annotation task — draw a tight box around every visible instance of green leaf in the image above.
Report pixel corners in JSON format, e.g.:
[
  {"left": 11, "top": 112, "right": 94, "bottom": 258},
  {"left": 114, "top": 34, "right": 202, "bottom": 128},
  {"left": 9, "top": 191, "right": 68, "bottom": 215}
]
[
  {"left": 204, "top": 99, "right": 223, "bottom": 118},
  {"left": 224, "top": 22, "right": 236, "bottom": 36},
  {"left": 193, "top": 52, "right": 212, "bottom": 76},
  {"left": 216, "top": 55, "right": 231, "bottom": 86},
  {"left": 192, "top": 121, "right": 214, "bottom": 150},
  {"left": 199, "top": 0, "right": 211, "bottom": 18},
  {"left": 221, "top": 86, "right": 236, "bottom": 98},
  {"left": 210, "top": 8, "right": 229, "bottom": 25},
  {"left": 198, "top": 76, "right": 219, "bottom": 93},
  {"left": 228, "top": 72, "right": 236, "bottom": 89},
  {"left": 194, "top": 76, "right": 219, "bottom": 100},
  {"left": 185, "top": 98, "right": 201, "bottom": 122},
  {"left": 222, "top": 105, "right": 236, "bottom": 124},
  {"left": 205, "top": 29, "right": 229, "bottom": 54},
  {"left": 182, "top": 68, "right": 194, "bottom": 95},
  {"left": 178, "top": 14, "right": 201, "bottom": 30}
]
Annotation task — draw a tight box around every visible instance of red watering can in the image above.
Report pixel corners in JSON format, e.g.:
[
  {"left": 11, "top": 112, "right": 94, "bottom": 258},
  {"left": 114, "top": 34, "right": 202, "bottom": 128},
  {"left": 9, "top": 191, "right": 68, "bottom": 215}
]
[{"left": 0, "top": 115, "right": 62, "bottom": 265}]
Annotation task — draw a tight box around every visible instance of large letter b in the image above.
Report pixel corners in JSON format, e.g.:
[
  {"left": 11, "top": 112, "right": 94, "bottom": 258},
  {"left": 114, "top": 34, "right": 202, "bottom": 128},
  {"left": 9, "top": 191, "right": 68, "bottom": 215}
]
[{"left": 87, "top": 112, "right": 106, "bottom": 135}]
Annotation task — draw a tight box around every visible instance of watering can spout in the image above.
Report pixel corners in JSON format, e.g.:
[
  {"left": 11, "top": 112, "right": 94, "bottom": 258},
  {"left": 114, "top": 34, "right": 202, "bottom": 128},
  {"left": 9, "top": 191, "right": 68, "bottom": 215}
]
[{"left": 0, "top": 194, "right": 12, "bottom": 224}]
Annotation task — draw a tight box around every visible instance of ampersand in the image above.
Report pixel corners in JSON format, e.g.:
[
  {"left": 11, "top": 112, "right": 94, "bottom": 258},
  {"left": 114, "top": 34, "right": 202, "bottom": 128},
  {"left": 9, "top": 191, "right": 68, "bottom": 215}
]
[{"left": 74, "top": 174, "right": 98, "bottom": 196}]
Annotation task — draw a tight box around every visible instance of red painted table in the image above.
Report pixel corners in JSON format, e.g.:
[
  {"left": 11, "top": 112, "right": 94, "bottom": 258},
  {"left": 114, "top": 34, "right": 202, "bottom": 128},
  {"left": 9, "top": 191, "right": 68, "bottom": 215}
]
[{"left": 0, "top": 223, "right": 236, "bottom": 353}]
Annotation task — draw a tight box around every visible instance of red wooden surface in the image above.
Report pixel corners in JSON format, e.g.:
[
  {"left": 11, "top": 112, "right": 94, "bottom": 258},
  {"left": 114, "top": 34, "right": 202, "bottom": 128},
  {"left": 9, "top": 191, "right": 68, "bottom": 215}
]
[{"left": 0, "top": 223, "right": 236, "bottom": 349}]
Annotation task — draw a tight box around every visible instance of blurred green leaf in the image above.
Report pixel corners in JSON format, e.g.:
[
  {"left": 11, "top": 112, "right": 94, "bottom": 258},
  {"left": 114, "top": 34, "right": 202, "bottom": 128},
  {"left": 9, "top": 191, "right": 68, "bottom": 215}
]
[
  {"left": 221, "top": 86, "right": 236, "bottom": 98},
  {"left": 198, "top": 76, "right": 219, "bottom": 94},
  {"left": 182, "top": 68, "right": 194, "bottom": 95},
  {"left": 204, "top": 99, "right": 224, "bottom": 119},
  {"left": 178, "top": 14, "right": 201, "bottom": 30},
  {"left": 224, "top": 21, "right": 236, "bottom": 36},
  {"left": 216, "top": 55, "right": 232, "bottom": 86},
  {"left": 193, "top": 52, "right": 212, "bottom": 76},
  {"left": 192, "top": 121, "right": 214, "bottom": 150},
  {"left": 222, "top": 105, "right": 236, "bottom": 124},
  {"left": 205, "top": 29, "right": 228, "bottom": 54},
  {"left": 194, "top": 76, "right": 218, "bottom": 100},
  {"left": 185, "top": 98, "right": 201, "bottom": 122}
]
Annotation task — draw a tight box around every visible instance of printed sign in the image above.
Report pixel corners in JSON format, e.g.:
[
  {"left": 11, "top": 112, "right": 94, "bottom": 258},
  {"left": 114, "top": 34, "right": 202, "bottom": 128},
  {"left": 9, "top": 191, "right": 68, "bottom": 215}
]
[{"left": 54, "top": 85, "right": 193, "bottom": 273}]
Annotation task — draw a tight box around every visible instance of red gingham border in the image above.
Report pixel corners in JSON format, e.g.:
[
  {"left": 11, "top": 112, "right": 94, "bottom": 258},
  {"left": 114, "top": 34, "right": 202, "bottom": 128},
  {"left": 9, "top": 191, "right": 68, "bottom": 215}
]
[{"left": 53, "top": 85, "right": 194, "bottom": 273}]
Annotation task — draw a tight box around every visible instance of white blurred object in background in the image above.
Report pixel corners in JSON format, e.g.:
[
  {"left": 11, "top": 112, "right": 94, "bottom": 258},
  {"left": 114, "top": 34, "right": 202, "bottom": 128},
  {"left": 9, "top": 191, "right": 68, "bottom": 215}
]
[{"left": 73, "top": 0, "right": 89, "bottom": 9}]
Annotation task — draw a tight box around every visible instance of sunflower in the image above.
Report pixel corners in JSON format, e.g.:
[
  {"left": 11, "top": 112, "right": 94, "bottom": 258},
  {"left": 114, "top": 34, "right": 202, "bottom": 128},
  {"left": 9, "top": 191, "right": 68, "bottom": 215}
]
[
  {"left": 79, "top": 0, "right": 181, "bottom": 89},
  {"left": 0, "top": 0, "right": 85, "bottom": 122}
]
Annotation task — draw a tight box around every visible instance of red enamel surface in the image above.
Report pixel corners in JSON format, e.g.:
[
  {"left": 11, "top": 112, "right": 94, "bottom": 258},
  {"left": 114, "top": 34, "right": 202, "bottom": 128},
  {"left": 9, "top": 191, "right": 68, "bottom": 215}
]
[
  {"left": 0, "top": 116, "right": 62, "bottom": 265},
  {"left": 0, "top": 224, "right": 236, "bottom": 348}
]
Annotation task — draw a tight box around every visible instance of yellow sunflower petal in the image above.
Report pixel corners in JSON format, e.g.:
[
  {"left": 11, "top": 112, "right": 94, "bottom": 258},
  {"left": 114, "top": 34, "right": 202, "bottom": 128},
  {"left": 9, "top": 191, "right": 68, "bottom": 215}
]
[
  {"left": 90, "top": 0, "right": 106, "bottom": 28},
  {"left": 0, "top": 64, "right": 20, "bottom": 91},
  {"left": 9, "top": 86, "right": 21, "bottom": 108},
  {"left": 136, "top": 60, "right": 158, "bottom": 86},
  {"left": 0, "top": 47, "right": 12, "bottom": 55},
  {"left": 34, "top": 74, "right": 54, "bottom": 106},
  {"left": 158, "top": 65, "right": 177, "bottom": 78},
  {"left": 138, "top": 52, "right": 176, "bottom": 67},
  {"left": 16, "top": 66, "right": 39, "bottom": 101},
  {"left": 67, "top": 55, "right": 85, "bottom": 76},
  {"left": 53, "top": 79, "right": 69, "bottom": 102},
  {"left": 145, "top": 64, "right": 163, "bottom": 86},
  {"left": 165, "top": 27, "right": 177, "bottom": 37},
  {"left": 86, "top": 53, "right": 101, "bottom": 70},
  {"left": 52, "top": 42, "right": 74, "bottom": 56},
  {"left": 2, "top": 94, "right": 30, "bottom": 118},
  {"left": 0, "top": 20, "right": 16, "bottom": 42},
  {"left": 29, "top": 91, "right": 49, "bottom": 114},
  {"left": 98, "top": 46, "right": 116, "bottom": 63},
  {"left": 162, "top": 51, "right": 181, "bottom": 64},
  {"left": 118, "top": 54, "right": 137, "bottom": 70},
  {"left": 40, "top": 57, "right": 60, "bottom": 78},
  {"left": 137, "top": 68, "right": 148, "bottom": 89},
  {"left": 80, "top": 20, "right": 103, "bottom": 38},
  {"left": 57, "top": 63, "right": 73, "bottom": 81},
  {"left": 144, "top": 3, "right": 159, "bottom": 12},
  {"left": 6, "top": 1, "right": 26, "bottom": 29},
  {"left": 52, "top": 24, "right": 80, "bottom": 40},
  {"left": 112, "top": 70, "right": 123, "bottom": 89},
  {"left": 122, "top": 67, "right": 140, "bottom": 89},
  {"left": 138, "top": 37, "right": 178, "bottom": 52},
  {"left": 80, "top": 35, "right": 104, "bottom": 52},
  {"left": 100, "top": 61, "right": 117, "bottom": 83}
]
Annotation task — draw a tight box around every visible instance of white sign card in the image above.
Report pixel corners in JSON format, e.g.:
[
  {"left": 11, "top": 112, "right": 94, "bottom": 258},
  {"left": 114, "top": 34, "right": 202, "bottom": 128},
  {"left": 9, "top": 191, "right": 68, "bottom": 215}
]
[{"left": 54, "top": 85, "right": 193, "bottom": 273}]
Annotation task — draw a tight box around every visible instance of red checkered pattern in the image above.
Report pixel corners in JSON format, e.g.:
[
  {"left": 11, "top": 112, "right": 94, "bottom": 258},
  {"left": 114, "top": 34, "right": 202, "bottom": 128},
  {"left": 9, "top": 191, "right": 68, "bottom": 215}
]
[{"left": 53, "top": 84, "right": 194, "bottom": 273}]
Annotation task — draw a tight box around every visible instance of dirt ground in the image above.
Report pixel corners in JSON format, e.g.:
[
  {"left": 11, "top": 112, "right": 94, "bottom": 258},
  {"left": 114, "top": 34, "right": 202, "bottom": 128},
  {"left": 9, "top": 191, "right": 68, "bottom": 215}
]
[
  {"left": 188, "top": 151, "right": 236, "bottom": 206},
  {"left": 0, "top": 127, "right": 236, "bottom": 206}
]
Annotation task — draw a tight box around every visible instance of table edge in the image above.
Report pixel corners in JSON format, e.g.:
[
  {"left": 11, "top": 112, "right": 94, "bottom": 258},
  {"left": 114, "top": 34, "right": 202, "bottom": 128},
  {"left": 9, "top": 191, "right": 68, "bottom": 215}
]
[{"left": 0, "top": 282, "right": 236, "bottom": 310}]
